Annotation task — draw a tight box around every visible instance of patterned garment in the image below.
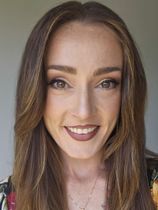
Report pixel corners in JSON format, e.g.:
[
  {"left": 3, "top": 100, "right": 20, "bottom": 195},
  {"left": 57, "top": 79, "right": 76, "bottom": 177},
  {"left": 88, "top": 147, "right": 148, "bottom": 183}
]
[
  {"left": 0, "top": 162, "right": 158, "bottom": 210},
  {"left": 147, "top": 158, "right": 158, "bottom": 209},
  {"left": 151, "top": 170, "right": 158, "bottom": 208},
  {"left": 0, "top": 177, "right": 15, "bottom": 210}
]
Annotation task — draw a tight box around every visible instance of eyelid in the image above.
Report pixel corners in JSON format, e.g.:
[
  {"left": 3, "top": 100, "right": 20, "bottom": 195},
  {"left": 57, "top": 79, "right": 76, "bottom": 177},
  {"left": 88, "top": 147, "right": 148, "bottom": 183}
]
[
  {"left": 47, "top": 77, "right": 121, "bottom": 89},
  {"left": 47, "top": 78, "right": 72, "bottom": 89},
  {"left": 98, "top": 77, "right": 121, "bottom": 83},
  {"left": 47, "top": 78, "right": 68, "bottom": 84},
  {"left": 96, "top": 78, "right": 121, "bottom": 89}
]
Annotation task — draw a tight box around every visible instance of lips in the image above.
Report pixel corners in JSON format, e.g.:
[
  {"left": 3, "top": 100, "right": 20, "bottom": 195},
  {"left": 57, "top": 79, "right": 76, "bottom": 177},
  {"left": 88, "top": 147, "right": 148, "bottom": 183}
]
[{"left": 64, "top": 126, "right": 100, "bottom": 141}]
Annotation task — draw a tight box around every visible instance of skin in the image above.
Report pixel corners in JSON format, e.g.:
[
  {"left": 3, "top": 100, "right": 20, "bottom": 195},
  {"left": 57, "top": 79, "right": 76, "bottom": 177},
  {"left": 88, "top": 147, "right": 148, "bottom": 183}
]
[{"left": 44, "top": 22, "right": 122, "bottom": 202}]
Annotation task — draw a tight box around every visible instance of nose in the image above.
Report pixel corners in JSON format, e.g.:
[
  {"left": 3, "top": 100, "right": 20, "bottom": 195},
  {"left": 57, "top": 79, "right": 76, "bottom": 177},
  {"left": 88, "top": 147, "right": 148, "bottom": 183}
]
[{"left": 71, "top": 88, "right": 97, "bottom": 120}]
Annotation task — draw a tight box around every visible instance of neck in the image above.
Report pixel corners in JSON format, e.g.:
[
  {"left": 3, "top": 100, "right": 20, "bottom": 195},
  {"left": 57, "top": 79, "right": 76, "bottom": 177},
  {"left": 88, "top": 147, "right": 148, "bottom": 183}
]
[{"left": 61, "top": 149, "right": 106, "bottom": 182}]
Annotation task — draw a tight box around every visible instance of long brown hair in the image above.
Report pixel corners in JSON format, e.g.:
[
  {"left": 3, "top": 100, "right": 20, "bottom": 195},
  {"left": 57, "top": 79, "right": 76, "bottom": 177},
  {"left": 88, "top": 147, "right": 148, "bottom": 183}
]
[{"left": 12, "top": 1, "right": 156, "bottom": 210}]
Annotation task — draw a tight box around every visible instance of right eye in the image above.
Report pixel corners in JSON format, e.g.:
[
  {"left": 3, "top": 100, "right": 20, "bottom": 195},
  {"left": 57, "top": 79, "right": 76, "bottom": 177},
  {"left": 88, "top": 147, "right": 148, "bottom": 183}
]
[{"left": 47, "top": 79, "right": 70, "bottom": 90}]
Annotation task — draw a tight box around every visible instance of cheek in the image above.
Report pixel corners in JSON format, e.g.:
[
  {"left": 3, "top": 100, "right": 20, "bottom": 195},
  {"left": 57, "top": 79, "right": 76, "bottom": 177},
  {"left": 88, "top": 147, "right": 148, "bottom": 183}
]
[
  {"left": 97, "top": 91, "right": 121, "bottom": 116},
  {"left": 108, "top": 94, "right": 121, "bottom": 114},
  {"left": 44, "top": 92, "right": 65, "bottom": 116},
  {"left": 44, "top": 89, "right": 121, "bottom": 123},
  {"left": 43, "top": 92, "right": 64, "bottom": 128},
  {"left": 99, "top": 94, "right": 121, "bottom": 136}
]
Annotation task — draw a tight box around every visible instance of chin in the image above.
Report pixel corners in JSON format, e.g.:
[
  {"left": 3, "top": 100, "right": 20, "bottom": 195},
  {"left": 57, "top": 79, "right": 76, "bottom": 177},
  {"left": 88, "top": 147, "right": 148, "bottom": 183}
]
[{"left": 65, "top": 150, "right": 98, "bottom": 160}]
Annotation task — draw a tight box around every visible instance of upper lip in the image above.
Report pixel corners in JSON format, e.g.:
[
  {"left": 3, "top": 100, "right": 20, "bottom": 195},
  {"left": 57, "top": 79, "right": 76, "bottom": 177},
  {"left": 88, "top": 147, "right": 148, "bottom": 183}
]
[{"left": 65, "top": 125, "right": 99, "bottom": 129}]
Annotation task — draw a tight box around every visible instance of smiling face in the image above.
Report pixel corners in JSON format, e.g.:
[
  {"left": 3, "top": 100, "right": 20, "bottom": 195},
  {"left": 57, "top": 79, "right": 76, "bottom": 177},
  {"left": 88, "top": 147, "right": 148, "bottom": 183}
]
[{"left": 44, "top": 21, "right": 122, "bottom": 160}]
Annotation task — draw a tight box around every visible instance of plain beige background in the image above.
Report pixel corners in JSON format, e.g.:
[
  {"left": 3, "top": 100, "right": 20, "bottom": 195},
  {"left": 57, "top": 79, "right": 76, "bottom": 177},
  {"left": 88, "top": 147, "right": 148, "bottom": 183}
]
[{"left": 0, "top": 0, "right": 158, "bottom": 179}]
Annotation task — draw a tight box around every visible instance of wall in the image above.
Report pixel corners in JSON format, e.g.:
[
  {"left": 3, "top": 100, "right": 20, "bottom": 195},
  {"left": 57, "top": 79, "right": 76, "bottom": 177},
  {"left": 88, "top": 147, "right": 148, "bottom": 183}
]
[{"left": 0, "top": 0, "right": 158, "bottom": 179}]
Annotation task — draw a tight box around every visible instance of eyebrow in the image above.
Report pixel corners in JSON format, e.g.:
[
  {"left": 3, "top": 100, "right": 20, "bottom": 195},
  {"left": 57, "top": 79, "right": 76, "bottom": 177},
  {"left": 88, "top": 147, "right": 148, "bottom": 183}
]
[{"left": 46, "top": 64, "right": 121, "bottom": 76}]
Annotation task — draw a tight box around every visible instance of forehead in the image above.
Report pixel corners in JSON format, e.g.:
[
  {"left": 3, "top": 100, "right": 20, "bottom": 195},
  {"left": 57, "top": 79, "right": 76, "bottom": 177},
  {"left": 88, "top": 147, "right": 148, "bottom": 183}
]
[
  {"left": 48, "top": 21, "right": 121, "bottom": 50},
  {"left": 46, "top": 21, "right": 123, "bottom": 71},
  {"left": 52, "top": 21, "right": 119, "bottom": 41}
]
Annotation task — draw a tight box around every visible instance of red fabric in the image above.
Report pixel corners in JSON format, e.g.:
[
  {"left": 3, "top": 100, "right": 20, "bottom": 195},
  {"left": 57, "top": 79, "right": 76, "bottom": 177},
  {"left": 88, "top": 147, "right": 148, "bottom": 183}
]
[{"left": 6, "top": 192, "right": 16, "bottom": 210}]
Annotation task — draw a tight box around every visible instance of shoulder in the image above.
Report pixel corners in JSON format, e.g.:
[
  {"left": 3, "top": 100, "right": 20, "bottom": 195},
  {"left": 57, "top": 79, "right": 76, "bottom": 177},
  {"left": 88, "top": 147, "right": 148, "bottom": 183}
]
[
  {"left": 146, "top": 153, "right": 158, "bottom": 208},
  {"left": 0, "top": 176, "right": 15, "bottom": 210}
]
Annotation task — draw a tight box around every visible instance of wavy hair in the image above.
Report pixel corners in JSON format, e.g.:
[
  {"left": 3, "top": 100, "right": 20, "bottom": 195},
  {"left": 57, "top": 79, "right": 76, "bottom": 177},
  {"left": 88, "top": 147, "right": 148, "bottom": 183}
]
[{"left": 12, "top": 1, "right": 156, "bottom": 210}]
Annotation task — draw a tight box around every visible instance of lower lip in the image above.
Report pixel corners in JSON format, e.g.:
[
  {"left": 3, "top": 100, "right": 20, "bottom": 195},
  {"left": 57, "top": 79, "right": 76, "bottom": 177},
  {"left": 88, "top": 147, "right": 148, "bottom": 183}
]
[{"left": 64, "top": 126, "right": 100, "bottom": 141}]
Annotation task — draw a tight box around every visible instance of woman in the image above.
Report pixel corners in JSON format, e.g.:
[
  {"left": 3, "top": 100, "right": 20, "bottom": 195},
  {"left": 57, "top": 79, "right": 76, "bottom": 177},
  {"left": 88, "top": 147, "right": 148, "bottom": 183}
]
[{"left": 0, "top": 1, "right": 158, "bottom": 210}]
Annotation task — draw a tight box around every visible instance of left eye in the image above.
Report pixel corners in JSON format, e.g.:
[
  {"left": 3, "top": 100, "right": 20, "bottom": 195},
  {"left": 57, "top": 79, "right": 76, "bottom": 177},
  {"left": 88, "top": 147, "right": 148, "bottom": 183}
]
[{"left": 98, "top": 79, "right": 119, "bottom": 89}]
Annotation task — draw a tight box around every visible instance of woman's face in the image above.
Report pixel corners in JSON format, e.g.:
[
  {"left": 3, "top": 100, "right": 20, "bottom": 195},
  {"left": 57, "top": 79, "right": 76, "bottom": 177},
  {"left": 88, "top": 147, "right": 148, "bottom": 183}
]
[{"left": 44, "top": 21, "right": 122, "bottom": 160}]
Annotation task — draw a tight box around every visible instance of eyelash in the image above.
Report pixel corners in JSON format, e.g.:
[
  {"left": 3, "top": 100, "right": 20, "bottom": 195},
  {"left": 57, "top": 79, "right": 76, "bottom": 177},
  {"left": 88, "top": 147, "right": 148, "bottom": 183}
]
[
  {"left": 47, "top": 79, "right": 70, "bottom": 90},
  {"left": 47, "top": 78, "right": 120, "bottom": 90}
]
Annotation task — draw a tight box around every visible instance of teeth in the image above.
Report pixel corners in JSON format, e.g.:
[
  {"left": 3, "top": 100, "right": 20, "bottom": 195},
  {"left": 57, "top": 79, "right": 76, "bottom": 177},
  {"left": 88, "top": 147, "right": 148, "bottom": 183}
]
[{"left": 67, "top": 126, "right": 97, "bottom": 134}]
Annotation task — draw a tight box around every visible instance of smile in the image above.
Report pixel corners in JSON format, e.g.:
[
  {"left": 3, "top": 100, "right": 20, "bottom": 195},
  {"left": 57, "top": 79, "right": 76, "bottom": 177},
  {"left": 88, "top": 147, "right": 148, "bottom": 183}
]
[
  {"left": 64, "top": 126, "right": 100, "bottom": 141},
  {"left": 67, "top": 126, "right": 97, "bottom": 134}
]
